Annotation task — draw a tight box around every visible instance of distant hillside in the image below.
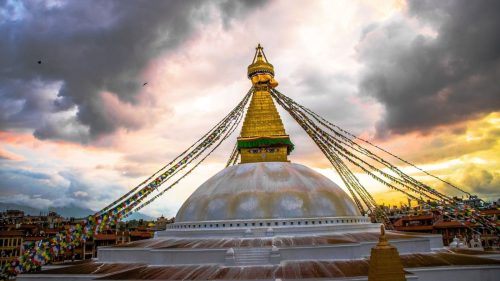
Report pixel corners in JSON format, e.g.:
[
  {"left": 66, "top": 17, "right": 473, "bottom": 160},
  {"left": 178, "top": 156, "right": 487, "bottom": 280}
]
[
  {"left": 0, "top": 203, "right": 41, "bottom": 216},
  {"left": 0, "top": 202, "right": 154, "bottom": 221},
  {"left": 123, "top": 212, "right": 155, "bottom": 221}
]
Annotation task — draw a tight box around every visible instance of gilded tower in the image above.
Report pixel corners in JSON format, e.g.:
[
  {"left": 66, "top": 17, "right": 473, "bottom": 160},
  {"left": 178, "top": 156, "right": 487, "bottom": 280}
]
[{"left": 237, "top": 44, "right": 294, "bottom": 163}]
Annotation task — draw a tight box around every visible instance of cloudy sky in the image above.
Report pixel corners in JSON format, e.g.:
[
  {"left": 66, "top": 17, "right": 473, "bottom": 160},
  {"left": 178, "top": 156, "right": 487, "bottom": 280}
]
[{"left": 1, "top": 0, "right": 499, "bottom": 217}]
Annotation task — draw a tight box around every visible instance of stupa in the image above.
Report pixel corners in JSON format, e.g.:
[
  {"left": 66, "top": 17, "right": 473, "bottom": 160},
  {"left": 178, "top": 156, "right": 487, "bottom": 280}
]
[{"left": 19, "top": 45, "right": 500, "bottom": 281}]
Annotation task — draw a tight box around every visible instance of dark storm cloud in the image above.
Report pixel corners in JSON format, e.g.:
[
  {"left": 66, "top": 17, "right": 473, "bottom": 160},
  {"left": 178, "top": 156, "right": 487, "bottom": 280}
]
[
  {"left": 0, "top": 0, "right": 266, "bottom": 143},
  {"left": 276, "top": 66, "right": 379, "bottom": 166},
  {"left": 219, "top": 0, "right": 266, "bottom": 28},
  {"left": 358, "top": 0, "right": 500, "bottom": 136},
  {"left": 284, "top": 65, "right": 374, "bottom": 136}
]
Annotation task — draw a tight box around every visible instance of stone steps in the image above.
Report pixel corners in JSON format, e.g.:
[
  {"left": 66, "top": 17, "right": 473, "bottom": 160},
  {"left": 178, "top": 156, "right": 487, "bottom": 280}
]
[{"left": 234, "top": 248, "right": 271, "bottom": 265}]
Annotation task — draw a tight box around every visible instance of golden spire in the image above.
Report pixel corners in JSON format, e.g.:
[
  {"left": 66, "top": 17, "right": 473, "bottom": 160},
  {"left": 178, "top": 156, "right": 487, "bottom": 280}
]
[
  {"left": 238, "top": 44, "right": 293, "bottom": 163},
  {"left": 377, "top": 224, "right": 389, "bottom": 247},
  {"left": 368, "top": 225, "right": 407, "bottom": 281},
  {"left": 247, "top": 44, "right": 278, "bottom": 88}
]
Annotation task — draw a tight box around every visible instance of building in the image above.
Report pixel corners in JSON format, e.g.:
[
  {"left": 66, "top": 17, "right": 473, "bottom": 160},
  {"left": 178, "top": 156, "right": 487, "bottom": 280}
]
[
  {"left": 17, "top": 45, "right": 500, "bottom": 281},
  {"left": 0, "top": 210, "right": 25, "bottom": 225},
  {"left": 152, "top": 215, "right": 174, "bottom": 231},
  {"left": 389, "top": 204, "right": 499, "bottom": 248},
  {"left": 0, "top": 210, "right": 164, "bottom": 267},
  {"left": 0, "top": 230, "right": 23, "bottom": 267}
]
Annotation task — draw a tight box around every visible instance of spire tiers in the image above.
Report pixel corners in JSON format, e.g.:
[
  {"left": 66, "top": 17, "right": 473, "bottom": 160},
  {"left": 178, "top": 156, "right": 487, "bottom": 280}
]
[{"left": 238, "top": 45, "right": 293, "bottom": 163}]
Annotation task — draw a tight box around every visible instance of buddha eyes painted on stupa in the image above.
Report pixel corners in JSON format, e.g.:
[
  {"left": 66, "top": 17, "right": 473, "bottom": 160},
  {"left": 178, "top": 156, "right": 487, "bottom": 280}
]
[
  {"left": 247, "top": 148, "right": 280, "bottom": 154},
  {"left": 249, "top": 148, "right": 261, "bottom": 154},
  {"left": 265, "top": 147, "right": 279, "bottom": 153}
]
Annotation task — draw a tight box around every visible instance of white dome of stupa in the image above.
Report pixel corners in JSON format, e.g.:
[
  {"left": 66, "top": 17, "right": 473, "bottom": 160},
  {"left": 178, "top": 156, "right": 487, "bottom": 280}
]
[{"left": 176, "top": 162, "right": 361, "bottom": 222}]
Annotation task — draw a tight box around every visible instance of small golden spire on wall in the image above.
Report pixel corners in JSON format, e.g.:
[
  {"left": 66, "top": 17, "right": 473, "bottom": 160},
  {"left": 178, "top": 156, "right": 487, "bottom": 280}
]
[{"left": 368, "top": 225, "right": 407, "bottom": 281}]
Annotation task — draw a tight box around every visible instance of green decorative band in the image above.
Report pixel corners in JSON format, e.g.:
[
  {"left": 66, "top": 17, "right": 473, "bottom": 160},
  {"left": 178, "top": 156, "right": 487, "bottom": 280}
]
[{"left": 237, "top": 137, "right": 294, "bottom": 153}]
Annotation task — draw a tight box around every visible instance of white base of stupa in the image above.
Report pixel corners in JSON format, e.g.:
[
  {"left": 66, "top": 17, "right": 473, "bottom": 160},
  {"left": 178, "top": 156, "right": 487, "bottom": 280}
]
[{"left": 97, "top": 221, "right": 443, "bottom": 266}]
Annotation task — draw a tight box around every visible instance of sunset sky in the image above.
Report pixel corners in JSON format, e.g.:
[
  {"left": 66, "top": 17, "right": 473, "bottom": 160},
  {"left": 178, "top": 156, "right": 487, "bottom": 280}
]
[{"left": 1, "top": 0, "right": 499, "bottom": 218}]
